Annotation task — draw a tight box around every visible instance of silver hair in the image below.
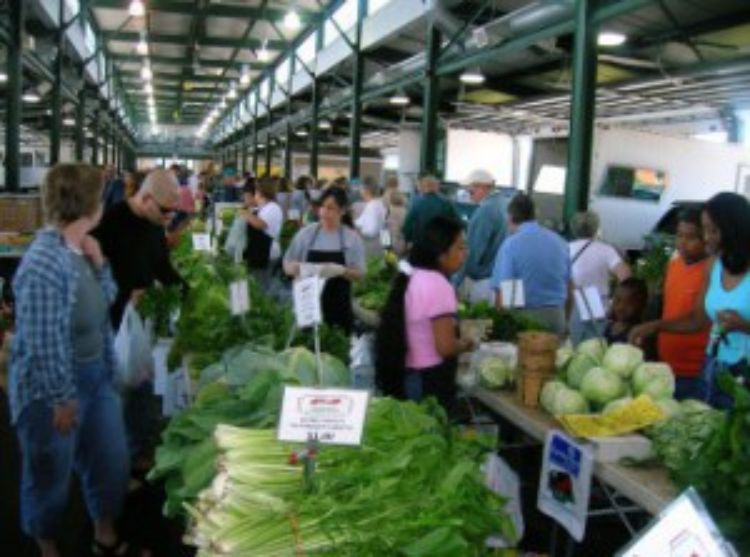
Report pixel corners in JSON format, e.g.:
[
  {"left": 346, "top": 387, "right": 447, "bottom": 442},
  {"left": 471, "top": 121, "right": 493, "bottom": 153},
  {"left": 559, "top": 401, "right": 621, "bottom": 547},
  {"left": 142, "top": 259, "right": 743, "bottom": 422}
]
[{"left": 571, "top": 211, "right": 600, "bottom": 239}]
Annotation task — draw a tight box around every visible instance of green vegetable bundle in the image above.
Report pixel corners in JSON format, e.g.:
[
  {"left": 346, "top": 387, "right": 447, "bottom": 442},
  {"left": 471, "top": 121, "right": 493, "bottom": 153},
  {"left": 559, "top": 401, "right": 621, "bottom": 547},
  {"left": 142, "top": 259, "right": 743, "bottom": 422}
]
[
  {"left": 138, "top": 283, "right": 182, "bottom": 338},
  {"left": 458, "top": 301, "right": 547, "bottom": 342},
  {"left": 354, "top": 256, "right": 398, "bottom": 312},
  {"left": 186, "top": 398, "right": 516, "bottom": 556}
]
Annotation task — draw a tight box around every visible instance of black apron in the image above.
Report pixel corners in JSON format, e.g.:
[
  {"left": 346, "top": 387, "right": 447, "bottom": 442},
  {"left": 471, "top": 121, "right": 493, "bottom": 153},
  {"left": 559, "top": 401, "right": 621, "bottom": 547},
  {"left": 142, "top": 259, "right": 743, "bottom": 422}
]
[
  {"left": 305, "top": 225, "right": 354, "bottom": 334},
  {"left": 410, "top": 357, "right": 459, "bottom": 417},
  {"left": 244, "top": 213, "right": 272, "bottom": 269}
]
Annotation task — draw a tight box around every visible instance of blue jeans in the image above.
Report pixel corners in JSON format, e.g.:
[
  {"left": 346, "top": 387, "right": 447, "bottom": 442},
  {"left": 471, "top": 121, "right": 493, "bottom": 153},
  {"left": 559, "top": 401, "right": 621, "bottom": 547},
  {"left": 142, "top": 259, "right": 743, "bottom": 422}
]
[
  {"left": 701, "top": 357, "right": 735, "bottom": 409},
  {"left": 674, "top": 376, "right": 707, "bottom": 401},
  {"left": 16, "top": 360, "right": 129, "bottom": 539}
]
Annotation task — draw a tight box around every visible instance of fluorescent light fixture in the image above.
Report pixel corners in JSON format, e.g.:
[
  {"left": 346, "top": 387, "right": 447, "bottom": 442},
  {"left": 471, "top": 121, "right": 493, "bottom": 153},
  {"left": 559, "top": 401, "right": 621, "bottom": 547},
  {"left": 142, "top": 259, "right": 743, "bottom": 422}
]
[
  {"left": 220, "top": 98, "right": 227, "bottom": 109},
  {"left": 137, "top": 39, "right": 148, "bottom": 56},
  {"left": 240, "top": 67, "right": 251, "bottom": 86},
  {"left": 144, "top": 82, "right": 153, "bottom": 94},
  {"left": 460, "top": 68, "right": 485, "bottom": 85},
  {"left": 129, "top": 0, "right": 145, "bottom": 17},
  {"left": 389, "top": 93, "right": 410, "bottom": 106},
  {"left": 258, "top": 40, "right": 270, "bottom": 62},
  {"left": 22, "top": 92, "right": 41, "bottom": 103},
  {"left": 227, "top": 85, "right": 237, "bottom": 100},
  {"left": 318, "top": 119, "right": 332, "bottom": 130},
  {"left": 598, "top": 31, "right": 627, "bottom": 47},
  {"left": 296, "top": 129, "right": 308, "bottom": 137},
  {"left": 0, "top": 73, "right": 8, "bottom": 83},
  {"left": 63, "top": 117, "right": 76, "bottom": 126},
  {"left": 284, "top": 9, "right": 301, "bottom": 30},
  {"left": 141, "top": 64, "right": 152, "bottom": 80}
]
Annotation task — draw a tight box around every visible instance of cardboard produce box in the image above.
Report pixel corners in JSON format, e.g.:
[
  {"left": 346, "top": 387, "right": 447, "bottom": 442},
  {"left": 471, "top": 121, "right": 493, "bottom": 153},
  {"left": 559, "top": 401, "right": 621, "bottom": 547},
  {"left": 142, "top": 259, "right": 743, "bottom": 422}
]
[{"left": 0, "top": 195, "right": 43, "bottom": 233}]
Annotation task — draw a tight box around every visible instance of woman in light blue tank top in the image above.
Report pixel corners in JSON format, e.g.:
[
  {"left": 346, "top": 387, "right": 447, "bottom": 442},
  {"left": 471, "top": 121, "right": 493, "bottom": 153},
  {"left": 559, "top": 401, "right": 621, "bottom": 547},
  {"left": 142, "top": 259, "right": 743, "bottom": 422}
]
[{"left": 630, "top": 193, "right": 750, "bottom": 408}]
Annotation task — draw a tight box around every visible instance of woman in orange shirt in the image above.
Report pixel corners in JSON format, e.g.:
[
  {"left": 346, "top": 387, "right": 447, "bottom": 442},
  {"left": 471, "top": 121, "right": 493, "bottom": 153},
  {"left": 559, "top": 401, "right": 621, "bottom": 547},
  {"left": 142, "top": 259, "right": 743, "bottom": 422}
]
[{"left": 632, "top": 207, "right": 710, "bottom": 399}]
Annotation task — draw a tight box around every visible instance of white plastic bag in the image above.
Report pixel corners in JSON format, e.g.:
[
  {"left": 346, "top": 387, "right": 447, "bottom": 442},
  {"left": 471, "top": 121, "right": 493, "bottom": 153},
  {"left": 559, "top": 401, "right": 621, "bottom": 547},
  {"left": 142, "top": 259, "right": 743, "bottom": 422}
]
[
  {"left": 114, "top": 303, "right": 154, "bottom": 388},
  {"left": 223, "top": 213, "right": 247, "bottom": 260},
  {"left": 350, "top": 334, "right": 375, "bottom": 391}
]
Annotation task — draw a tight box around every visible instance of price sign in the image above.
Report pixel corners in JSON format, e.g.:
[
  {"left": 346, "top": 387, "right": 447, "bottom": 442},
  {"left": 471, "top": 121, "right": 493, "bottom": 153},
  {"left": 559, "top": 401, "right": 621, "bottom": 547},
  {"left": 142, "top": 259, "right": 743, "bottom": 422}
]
[
  {"left": 288, "top": 209, "right": 301, "bottom": 221},
  {"left": 278, "top": 386, "right": 369, "bottom": 446},
  {"left": 380, "top": 229, "right": 392, "bottom": 248},
  {"left": 574, "top": 286, "right": 606, "bottom": 322},
  {"left": 617, "top": 488, "right": 737, "bottom": 557},
  {"left": 192, "top": 233, "right": 212, "bottom": 251},
  {"left": 500, "top": 279, "right": 525, "bottom": 308},
  {"left": 537, "top": 430, "right": 593, "bottom": 542},
  {"left": 229, "top": 280, "right": 250, "bottom": 316},
  {"left": 485, "top": 454, "right": 524, "bottom": 547},
  {"left": 293, "top": 276, "right": 323, "bottom": 328}
]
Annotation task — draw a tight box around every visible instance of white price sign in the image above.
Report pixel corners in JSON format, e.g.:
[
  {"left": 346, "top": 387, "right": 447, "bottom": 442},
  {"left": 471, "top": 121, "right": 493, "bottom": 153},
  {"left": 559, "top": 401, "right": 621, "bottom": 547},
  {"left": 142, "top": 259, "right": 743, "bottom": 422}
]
[
  {"left": 192, "top": 233, "right": 212, "bottom": 251},
  {"left": 500, "top": 279, "right": 525, "bottom": 309},
  {"left": 229, "top": 280, "right": 250, "bottom": 316},
  {"left": 277, "top": 386, "right": 369, "bottom": 446},
  {"left": 293, "top": 276, "right": 323, "bottom": 328},
  {"left": 380, "top": 229, "right": 392, "bottom": 248},
  {"left": 537, "top": 430, "right": 593, "bottom": 542},
  {"left": 288, "top": 209, "right": 301, "bottom": 221}
]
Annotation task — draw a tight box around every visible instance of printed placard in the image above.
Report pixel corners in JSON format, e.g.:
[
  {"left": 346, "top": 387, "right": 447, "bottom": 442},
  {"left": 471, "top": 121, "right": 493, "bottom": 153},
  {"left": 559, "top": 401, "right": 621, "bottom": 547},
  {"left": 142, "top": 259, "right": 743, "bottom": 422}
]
[
  {"left": 485, "top": 454, "right": 524, "bottom": 547},
  {"left": 229, "top": 280, "right": 250, "bottom": 316},
  {"left": 380, "top": 229, "right": 392, "bottom": 248},
  {"left": 277, "top": 386, "right": 369, "bottom": 446},
  {"left": 500, "top": 279, "right": 525, "bottom": 308},
  {"left": 537, "top": 430, "right": 593, "bottom": 542},
  {"left": 293, "top": 276, "right": 323, "bottom": 328},
  {"left": 288, "top": 209, "right": 301, "bottom": 221},
  {"left": 617, "top": 488, "right": 736, "bottom": 557},
  {"left": 574, "top": 286, "right": 606, "bottom": 322},
  {"left": 192, "top": 233, "right": 212, "bottom": 251}
]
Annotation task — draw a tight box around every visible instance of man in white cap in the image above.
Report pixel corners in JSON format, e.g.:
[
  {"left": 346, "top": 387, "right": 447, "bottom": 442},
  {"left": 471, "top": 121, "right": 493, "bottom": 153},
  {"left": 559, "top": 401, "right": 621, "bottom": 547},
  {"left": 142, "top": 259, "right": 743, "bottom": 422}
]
[{"left": 453, "top": 169, "right": 509, "bottom": 304}]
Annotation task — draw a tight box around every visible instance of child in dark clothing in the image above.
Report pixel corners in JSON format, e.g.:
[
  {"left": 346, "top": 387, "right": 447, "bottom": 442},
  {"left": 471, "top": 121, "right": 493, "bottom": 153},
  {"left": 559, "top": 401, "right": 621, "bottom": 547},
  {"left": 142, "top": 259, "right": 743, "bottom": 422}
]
[{"left": 605, "top": 277, "right": 649, "bottom": 344}]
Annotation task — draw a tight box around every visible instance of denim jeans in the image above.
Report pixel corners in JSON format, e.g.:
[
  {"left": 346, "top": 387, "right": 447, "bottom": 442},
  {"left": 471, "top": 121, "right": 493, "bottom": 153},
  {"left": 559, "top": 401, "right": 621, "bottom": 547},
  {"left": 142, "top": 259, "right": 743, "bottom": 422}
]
[
  {"left": 701, "top": 357, "right": 736, "bottom": 409},
  {"left": 15, "top": 359, "right": 129, "bottom": 539}
]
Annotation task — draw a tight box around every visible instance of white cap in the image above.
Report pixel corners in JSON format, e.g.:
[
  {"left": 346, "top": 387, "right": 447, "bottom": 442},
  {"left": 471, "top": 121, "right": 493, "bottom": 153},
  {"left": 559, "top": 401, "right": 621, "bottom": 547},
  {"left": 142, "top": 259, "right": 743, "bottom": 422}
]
[{"left": 464, "top": 169, "right": 494, "bottom": 186}]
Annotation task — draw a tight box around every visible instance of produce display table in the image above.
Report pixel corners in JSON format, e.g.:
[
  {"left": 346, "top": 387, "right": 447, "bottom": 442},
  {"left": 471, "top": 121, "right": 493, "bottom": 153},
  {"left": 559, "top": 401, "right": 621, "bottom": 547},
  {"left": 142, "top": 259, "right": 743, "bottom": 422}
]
[{"left": 468, "top": 387, "right": 677, "bottom": 515}]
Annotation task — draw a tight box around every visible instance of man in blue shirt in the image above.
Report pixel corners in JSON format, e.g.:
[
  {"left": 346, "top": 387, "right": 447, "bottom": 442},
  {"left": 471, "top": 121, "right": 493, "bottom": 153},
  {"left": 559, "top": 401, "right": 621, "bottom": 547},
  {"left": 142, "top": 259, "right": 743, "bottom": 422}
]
[
  {"left": 491, "top": 193, "right": 571, "bottom": 336},
  {"left": 453, "top": 169, "right": 508, "bottom": 303},
  {"left": 402, "top": 175, "right": 459, "bottom": 244}
]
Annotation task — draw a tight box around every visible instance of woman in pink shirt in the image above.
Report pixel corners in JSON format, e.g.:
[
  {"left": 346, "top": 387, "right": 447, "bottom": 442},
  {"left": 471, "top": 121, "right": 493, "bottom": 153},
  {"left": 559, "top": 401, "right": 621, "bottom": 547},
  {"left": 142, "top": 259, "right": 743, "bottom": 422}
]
[{"left": 375, "top": 216, "right": 473, "bottom": 415}]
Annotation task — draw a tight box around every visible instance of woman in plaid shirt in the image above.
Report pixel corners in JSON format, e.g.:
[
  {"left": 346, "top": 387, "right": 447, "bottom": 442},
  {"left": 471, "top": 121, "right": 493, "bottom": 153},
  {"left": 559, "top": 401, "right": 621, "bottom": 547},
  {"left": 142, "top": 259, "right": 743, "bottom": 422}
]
[{"left": 9, "top": 164, "right": 130, "bottom": 557}]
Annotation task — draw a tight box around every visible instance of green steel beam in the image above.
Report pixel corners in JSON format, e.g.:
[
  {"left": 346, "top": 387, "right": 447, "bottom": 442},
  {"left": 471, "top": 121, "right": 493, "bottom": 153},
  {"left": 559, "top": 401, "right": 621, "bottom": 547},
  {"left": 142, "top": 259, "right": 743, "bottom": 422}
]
[
  {"left": 349, "top": 0, "right": 367, "bottom": 180},
  {"left": 265, "top": 111, "right": 273, "bottom": 174},
  {"left": 310, "top": 79, "right": 321, "bottom": 180},
  {"left": 110, "top": 53, "right": 265, "bottom": 70},
  {"left": 252, "top": 104, "right": 259, "bottom": 175},
  {"left": 75, "top": 67, "right": 87, "bottom": 161},
  {"left": 50, "top": 0, "right": 65, "bottom": 165},
  {"left": 92, "top": 105, "right": 100, "bottom": 164},
  {"left": 90, "top": 0, "right": 316, "bottom": 22},
  {"left": 4, "top": 0, "right": 23, "bottom": 191},
  {"left": 563, "top": 0, "right": 600, "bottom": 226},
  {"left": 118, "top": 69, "right": 259, "bottom": 82},
  {"left": 420, "top": 26, "right": 441, "bottom": 176},
  {"left": 102, "top": 30, "right": 286, "bottom": 51}
]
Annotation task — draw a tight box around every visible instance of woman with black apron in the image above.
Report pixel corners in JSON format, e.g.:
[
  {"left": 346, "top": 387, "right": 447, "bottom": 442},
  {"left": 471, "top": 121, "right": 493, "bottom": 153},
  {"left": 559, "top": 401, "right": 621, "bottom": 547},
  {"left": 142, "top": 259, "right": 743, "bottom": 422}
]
[
  {"left": 243, "top": 178, "right": 283, "bottom": 291},
  {"left": 283, "top": 188, "right": 365, "bottom": 335}
]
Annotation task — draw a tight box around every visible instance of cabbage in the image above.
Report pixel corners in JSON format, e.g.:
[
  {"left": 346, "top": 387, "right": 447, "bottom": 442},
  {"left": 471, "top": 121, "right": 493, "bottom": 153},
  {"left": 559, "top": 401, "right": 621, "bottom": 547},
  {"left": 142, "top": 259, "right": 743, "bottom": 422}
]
[
  {"left": 580, "top": 367, "right": 625, "bottom": 406},
  {"left": 602, "top": 396, "right": 633, "bottom": 415},
  {"left": 479, "top": 357, "right": 516, "bottom": 389},
  {"left": 556, "top": 345, "right": 574, "bottom": 371},
  {"left": 566, "top": 353, "right": 599, "bottom": 389},
  {"left": 655, "top": 398, "right": 682, "bottom": 420},
  {"left": 540, "top": 381, "right": 567, "bottom": 413},
  {"left": 281, "top": 347, "right": 350, "bottom": 387},
  {"left": 632, "top": 363, "right": 675, "bottom": 399},
  {"left": 576, "top": 338, "right": 607, "bottom": 361},
  {"left": 681, "top": 399, "right": 712, "bottom": 414},
  {"left": 602, "top": 343, "right": 644, "bottom": 379},
  {"left": 551, "top": 387, "right": 590, "bottom": 415}
]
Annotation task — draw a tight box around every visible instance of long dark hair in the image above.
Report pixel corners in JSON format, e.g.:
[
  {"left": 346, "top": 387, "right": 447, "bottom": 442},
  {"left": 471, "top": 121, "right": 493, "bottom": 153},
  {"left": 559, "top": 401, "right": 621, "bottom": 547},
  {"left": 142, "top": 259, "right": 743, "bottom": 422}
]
[
  {"left": 704, "top": 192, "right": 750, "bottom": 275},
  {"left": 374, "top": 216, "right": 465, "bottom": 398}
]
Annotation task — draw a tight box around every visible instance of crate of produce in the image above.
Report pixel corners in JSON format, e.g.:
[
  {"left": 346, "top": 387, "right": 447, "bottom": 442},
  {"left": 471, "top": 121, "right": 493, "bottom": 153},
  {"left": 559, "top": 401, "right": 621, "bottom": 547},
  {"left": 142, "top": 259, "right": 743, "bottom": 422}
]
[
  {"left": 0, "top": 195, "right": 42, "bottom": 233},
  {"left": 517, "top": 370, "right": 554, "bottom": 407}
]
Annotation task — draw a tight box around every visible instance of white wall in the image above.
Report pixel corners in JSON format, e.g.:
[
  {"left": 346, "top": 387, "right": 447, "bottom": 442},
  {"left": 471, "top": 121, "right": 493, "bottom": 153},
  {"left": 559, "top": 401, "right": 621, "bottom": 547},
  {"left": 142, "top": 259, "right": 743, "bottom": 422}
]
[
  {"left": 591, "top": 127, "right": 750, "bottom": 250},
  {"left": 445, "top": 129, "right": 514, "bottom": 186}
]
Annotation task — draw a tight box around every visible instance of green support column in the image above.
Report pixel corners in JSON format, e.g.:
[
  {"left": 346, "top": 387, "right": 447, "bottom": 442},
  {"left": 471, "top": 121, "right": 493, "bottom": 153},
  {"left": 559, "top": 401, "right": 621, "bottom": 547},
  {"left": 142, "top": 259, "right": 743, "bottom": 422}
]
[
  {"left": 563, "top": 0, "right": 599, "bottom": 227},
  {"left": 4, "top": 0, "right": 24, "bottom": 191},
  {"left": 420, "top": 26, "right": 441, "bottom": 175},
  {"left": 75, "top": 80, "right": 86, "bottom": 161},
  {"left": 265, "top": 112, "right": 273, "bottom": 175},
  {"left": 252, "top": 117, "right": 259, "bottom": 176},
  {"left": 309, "top": 78, "right": 320, "bottom": 180},
  {"left": 50, "top": 0, "right": 65, "bottom": 164},
  {"left": 92, "top": 106, "right": 100, "bottom": 165},
  {"left": 349, "top": 0, "right": 367, "bottom": 180},
  {"left": 110, "top": 118, "right": 117, "bottom": 170},
  {"left": 102, "top": 126, "right": 109, "bottom": 165},
  {"left": 241, "top": 127, "right": 248, "bottom": 175},
  {"left": 284, "top": 122, "right": 293, "bottom": 179}
]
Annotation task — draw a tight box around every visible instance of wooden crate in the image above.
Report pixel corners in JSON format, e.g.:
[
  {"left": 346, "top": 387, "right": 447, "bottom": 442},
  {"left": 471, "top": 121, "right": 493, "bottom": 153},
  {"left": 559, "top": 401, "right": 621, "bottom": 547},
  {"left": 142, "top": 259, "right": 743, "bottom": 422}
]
[{"left": 0, "top": 195, "right": 42, "bottom": 233}]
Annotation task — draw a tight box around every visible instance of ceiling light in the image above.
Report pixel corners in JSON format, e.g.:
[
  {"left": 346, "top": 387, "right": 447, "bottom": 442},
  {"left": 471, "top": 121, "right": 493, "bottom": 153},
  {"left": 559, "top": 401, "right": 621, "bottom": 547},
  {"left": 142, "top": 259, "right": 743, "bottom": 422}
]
[
  {"left": 0, "top": 73, "right": 7, "bottom": 83},
  {"left": 258, "top": 40, "right": 270, "bottom": 62},
  {"left": 136, "top": 32, "right": 148, "bottom": 55},
  {"left": 63, "top": 117, "right": 76, "bottom": 126},
  {"left": 296, "top": 128, "right": 308, "bottom": 137},
  {"left": 460, "top": 68, "right": 485, "bottom": 85},
  {"left": 318, "top": 119, "right": 332, "bottom": 130},
  {"left": 598, "top": 31, "right": 627, "bottom": 47},
  {"left": 240, "top": 67, "right": 251, "bottom": 86},
  {"left": 141, "top": 64, "right": 152, "bottom": 80},
  {"left": 227, "top": 84, "right": 237, "bottom": 100},
  {"left": 389, "top": 92, "right": 410, "bottom": 106},
  {"left": 22, "top": 92, "right": 41, "bottom": 103},
  {"left": 129, "top": 0, "right": 145, "bottom": 17},
  {"left": 284, "top": 9, "right": 301, "bottom": 30},
  {"left": 220, "top": 98, "right": 227, "bottom": 109},
  {"left": 144, "top": 82, "right": 153, "bottom": 94}
]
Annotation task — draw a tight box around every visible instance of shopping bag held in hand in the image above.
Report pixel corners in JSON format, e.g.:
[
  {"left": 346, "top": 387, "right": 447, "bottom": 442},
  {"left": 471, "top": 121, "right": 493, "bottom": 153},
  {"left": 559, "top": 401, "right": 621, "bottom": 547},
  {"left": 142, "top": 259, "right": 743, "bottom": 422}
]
[{"left": 114, "top": 303, "right": 154, "bottom": 388}]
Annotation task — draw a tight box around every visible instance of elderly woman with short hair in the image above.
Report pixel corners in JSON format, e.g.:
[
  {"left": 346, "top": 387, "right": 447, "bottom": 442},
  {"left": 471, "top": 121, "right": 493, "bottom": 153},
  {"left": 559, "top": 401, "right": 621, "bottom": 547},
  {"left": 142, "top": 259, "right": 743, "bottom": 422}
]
[
  {"left": 569, "top": 210, "right": 631, "bottom": 343},
  {"left": 9, "top": 164, "right": 130, "bottom": 557}
]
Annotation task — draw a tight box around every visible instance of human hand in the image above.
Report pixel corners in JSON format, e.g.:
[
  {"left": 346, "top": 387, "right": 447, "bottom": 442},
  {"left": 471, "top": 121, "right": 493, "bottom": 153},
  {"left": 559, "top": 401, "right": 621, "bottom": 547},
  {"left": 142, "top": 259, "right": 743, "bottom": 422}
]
[
  {"left": 459, "top": 337, "right": 476, "bottom": 353},
  {"left": 318, "top": 263, "right": 346, "bottom": 279},
  {"left": 717, "top": 310, "right": 745, "bottom": 333},
  {"left": 628, "top": 321, "right": 659, "bottom": 346},
  {"left": 81, "top": 235, "right": 105, "bottom": 269},
  {"left": 300, "top": 263, "right": 321, "bottom": 279},
  {"left": 53, "top": 400, "right": 78, "bottom": 434}
]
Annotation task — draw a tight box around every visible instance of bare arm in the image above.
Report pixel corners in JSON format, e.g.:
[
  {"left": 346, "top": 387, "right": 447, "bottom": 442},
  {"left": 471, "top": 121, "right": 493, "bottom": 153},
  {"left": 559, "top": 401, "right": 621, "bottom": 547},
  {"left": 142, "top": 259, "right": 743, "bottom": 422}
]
[
  {"left": 432, "top": 316, "right": 473, "bottom": 359},
  {"left": 612, "top": 261, "right": 632, "bottom": 283}
]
